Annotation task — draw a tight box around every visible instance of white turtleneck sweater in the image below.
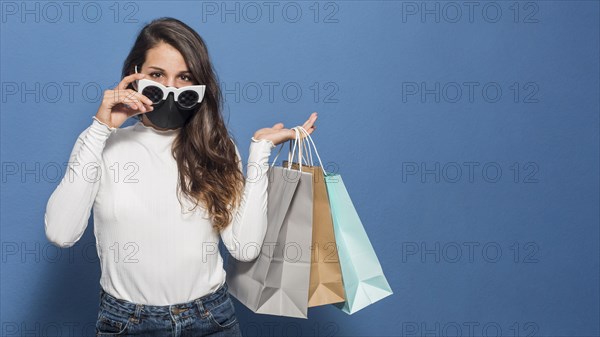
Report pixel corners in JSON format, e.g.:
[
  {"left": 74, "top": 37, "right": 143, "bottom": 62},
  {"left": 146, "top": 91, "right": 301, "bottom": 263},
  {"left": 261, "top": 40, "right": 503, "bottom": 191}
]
[{"left": 44, "top": 116, "right": 275, "bottom": 305}]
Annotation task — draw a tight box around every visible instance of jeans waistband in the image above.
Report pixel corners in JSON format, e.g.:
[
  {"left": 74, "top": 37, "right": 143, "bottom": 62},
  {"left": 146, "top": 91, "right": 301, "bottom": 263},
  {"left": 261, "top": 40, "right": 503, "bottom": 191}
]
[{"left": 98, "top": 282, "right": 229, "bottom": 318}]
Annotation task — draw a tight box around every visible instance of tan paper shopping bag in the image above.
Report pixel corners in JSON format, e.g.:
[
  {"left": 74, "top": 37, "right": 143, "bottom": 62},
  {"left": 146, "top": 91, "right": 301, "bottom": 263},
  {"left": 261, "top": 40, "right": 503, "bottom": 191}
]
[{"left": 283, "top": 131, "right": 345, "bottom": 307}]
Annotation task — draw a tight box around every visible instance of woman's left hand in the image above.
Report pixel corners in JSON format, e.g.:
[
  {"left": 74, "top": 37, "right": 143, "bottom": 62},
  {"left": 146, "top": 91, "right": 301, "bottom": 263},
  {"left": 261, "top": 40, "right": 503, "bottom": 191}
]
[{"left": 253, "top": 112, "right": 318, "bottom": 146}]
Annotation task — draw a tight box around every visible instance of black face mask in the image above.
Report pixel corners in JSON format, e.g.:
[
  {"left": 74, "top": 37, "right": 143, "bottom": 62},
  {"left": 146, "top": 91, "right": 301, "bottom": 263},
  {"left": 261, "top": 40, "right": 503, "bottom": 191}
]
[
  {"left": 133, "top": 65, "right": 206, "bottom": 129},
  {"left": 144, "top": 92, "right": 196, "bottom": 129}
]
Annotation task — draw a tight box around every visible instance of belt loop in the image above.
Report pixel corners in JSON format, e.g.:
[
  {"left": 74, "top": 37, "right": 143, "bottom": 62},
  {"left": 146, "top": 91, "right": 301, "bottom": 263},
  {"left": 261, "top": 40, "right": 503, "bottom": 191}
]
[
  {"left": 195, "top": 298, "right": 207, "bottom": 317},
  {"left": 135, "top": 304, "right": 143, "bottom": 318},
  {"left": 129, "top": 303, "right": 144, "bottom": 323}
]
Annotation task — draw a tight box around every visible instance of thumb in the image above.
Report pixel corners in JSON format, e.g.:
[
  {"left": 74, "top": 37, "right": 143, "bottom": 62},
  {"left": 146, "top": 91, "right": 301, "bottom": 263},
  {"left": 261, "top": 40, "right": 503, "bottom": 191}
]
[{"left": 272, "top": 122, "right": 284, "bottom": 129}]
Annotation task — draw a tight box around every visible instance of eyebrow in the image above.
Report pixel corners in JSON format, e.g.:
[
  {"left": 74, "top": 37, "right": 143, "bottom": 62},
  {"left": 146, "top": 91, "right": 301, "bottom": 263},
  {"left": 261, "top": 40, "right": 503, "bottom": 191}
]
[{"left": 148, "top": 66, "right": 191, "bottom": 74}]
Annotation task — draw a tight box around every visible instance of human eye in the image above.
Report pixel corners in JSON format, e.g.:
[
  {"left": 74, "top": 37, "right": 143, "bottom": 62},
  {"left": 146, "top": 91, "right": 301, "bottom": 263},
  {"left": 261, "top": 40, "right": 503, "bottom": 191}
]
[
  {"left": 150, "top": 72, "right": 162, "bottom": 78},
  {"left": 180, "top": 74, "right": 193, "bottom": 82}
]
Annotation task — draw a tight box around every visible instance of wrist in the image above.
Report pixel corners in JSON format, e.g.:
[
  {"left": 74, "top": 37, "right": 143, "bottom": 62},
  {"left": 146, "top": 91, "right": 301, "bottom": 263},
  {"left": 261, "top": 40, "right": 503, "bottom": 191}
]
[
  {"left": 251, "top": 136, "right": 275, "bottom": 148},
  {"left": 93, "top": 116, "right": 117, "bottom": 130}
]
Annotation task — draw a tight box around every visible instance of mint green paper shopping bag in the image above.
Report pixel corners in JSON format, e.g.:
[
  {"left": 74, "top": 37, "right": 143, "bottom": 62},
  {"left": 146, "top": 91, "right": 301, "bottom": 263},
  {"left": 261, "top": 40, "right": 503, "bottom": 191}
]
[
  {"left": 324, "top": 172, "right": 393, "bottom": 314},
  {"left": 294, "top": 126, "right": 393, "bottom": 315}
]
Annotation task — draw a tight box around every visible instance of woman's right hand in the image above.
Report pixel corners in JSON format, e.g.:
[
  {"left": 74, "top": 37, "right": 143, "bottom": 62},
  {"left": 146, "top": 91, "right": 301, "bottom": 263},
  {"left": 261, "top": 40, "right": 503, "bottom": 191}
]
[{"left": 95, "top": 73, "right": 155, "bottom": 128}]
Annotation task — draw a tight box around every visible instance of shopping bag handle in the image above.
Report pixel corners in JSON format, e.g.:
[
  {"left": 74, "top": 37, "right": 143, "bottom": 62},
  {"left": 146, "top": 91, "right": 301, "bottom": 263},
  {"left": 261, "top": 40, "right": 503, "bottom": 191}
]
[
  {"left": 299, "top": 129, "right": 313, "bottom": 166},
  {"left": 270, "top": 128, "right": 297, "bottom": 170},
  {"left": 293, "top": 126, "right": 328, "bottom": 177},
  {"left": 271, "top": 127, "right": 310, "bottom": 172}
]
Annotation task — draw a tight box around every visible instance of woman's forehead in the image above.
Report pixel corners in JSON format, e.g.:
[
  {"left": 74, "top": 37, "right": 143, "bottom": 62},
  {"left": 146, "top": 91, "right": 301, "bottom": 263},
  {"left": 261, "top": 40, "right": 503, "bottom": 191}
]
[{"left": 145, "top": 43, "right": 189, "bottom": 73}]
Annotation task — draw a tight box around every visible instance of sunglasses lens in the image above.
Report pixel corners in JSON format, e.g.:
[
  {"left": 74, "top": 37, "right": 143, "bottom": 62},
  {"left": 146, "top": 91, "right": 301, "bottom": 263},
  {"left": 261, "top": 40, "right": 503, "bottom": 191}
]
[
  {"left": 142, "top": 85, "right": 163, "bottom": 104},
  {"left": 178, "top": 90, "right": 199, "bottom": 109}
]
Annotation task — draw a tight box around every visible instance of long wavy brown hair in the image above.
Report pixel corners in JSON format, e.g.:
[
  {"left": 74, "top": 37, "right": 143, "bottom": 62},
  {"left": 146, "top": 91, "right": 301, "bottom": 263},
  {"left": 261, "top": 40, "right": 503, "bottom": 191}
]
[{"left": 121, "top": 17, "right": 245, "bottom": 232}]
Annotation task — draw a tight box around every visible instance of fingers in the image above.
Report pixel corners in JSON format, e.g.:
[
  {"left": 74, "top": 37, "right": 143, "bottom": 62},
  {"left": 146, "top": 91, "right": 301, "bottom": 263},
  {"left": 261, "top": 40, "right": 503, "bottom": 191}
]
[
  {"left": 110, "top": 71, "right": 154, "bottom": 113},
  {"left": 109, "top": 89, "right": 153, "bottom": 113},
  {"left": 117, "top": 73, "right": 146, "bottom": 91},
  {"left": 121, "top": 90, "right": 143, "bottom": 112},
  {"left": 298, "top": 111, "right": 317, "bottom": 135},
  {"left": 128, "top": 90, "right": 153, "bottom": 111},
  {"left": 302, "top": 112, "right": 317, "bottom": 128},
  {"left": 129, "top": 90, "right": 154, "bottom": 110},
  {"left": 262, "top": 113, "right": 317, "bottom": 144}
]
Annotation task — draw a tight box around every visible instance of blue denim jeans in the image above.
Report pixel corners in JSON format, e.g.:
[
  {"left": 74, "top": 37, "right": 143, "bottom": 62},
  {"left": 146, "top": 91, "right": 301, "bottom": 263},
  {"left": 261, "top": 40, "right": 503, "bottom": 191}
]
[{"left": 96, "top": 282, "right": 243, "bottom": 337}]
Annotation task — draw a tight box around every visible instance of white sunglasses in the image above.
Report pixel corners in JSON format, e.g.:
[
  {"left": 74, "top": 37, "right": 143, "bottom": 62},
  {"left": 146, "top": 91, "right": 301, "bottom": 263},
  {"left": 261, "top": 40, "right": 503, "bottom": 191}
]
[{"left": 134, "top": 65, "right": 206, "bottom": 109}]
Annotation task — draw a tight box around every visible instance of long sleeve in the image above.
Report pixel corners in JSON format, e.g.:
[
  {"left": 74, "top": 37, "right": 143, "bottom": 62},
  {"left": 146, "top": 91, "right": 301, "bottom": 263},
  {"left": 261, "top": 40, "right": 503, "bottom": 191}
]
[
  {"left": 221, "top": 137, "right": 275, "bottom": 262},
  {"left": 44, "top": 116, "right": 117, "bottom": 248}
]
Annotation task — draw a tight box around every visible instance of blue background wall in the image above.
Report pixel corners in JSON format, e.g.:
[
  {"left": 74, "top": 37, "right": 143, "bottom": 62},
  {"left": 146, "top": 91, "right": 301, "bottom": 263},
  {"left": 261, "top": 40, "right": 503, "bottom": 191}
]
[{"left": 1, "top": 1, "right": 599, "bottom": 336}]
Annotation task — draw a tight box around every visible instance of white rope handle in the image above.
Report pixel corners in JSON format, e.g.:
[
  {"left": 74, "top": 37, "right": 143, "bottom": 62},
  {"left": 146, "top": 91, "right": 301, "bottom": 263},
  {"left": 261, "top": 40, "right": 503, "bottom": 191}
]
[
  {"left": 302, "top": 133, "right": 313, "bottom": 166},
  {"left": 270, "top": 131, "right": 290, "bottom": 167},
  {"left": 288, "top": 127, "right": 303, "bottom": 172},
  {"left": 270, "top": 141, "right": 285, "bottom": 168},
  {"left": 271, "top": 127, "right": 305, "bottom": 172},
  {"left": 294, "top": 126, "right": 327, "bottom": 176}
]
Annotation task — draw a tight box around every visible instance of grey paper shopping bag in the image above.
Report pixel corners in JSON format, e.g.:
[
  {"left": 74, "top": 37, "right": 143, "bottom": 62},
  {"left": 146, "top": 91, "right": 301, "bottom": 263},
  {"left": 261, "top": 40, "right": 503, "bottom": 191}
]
[{"left": 226, "top": 129, "right": 314, "bottom": 318}]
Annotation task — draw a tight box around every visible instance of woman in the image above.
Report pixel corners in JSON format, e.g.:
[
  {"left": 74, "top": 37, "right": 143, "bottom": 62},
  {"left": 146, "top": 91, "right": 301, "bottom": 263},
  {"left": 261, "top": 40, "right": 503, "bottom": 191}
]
[{"left": 44, "top": 17, "right": 317, "bottom": 337}]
